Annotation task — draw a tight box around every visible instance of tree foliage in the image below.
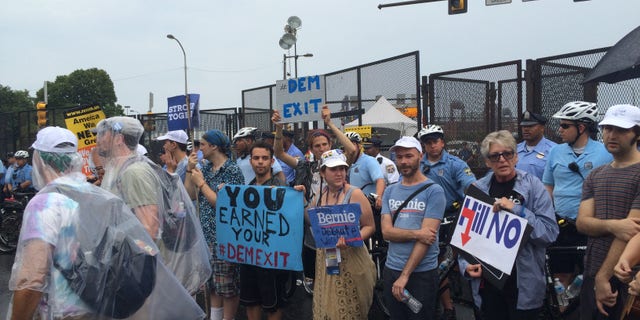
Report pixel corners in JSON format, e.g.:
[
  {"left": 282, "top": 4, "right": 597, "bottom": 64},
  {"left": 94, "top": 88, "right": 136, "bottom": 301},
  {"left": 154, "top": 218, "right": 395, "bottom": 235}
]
[
  {"left": 0, "top": 85, "right": 34, "bottom": 113},
  {"left": 36, "top": 68, "right": 123, "bottom": 117}
]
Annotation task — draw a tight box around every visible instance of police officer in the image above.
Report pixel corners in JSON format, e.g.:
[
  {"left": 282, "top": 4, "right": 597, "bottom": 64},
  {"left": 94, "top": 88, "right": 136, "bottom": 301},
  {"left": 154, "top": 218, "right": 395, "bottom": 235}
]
[
  {"left": 363, "top": 137, "right": 399, "bottom": 186},
  {"left": 417, "top": 125, "right": 476, "bottom": 320},
  {"left": 515, "top": 111, "right": 556, "bottom": 181}
]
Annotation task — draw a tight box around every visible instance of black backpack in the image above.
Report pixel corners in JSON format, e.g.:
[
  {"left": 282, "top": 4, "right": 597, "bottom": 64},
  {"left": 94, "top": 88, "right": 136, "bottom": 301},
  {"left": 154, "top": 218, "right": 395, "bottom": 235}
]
[{"left": 43, "top": 184, "right": 157, "bottom": 319}]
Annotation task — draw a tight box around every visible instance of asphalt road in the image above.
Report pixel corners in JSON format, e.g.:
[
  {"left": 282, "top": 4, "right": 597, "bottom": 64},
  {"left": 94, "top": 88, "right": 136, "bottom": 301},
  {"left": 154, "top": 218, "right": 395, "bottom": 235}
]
[
  {"left": 1, "top": 253, "right": 476, "bottom": 320},
  {"left": 1, "top": 252, "right": 14, "bottom": 317}
]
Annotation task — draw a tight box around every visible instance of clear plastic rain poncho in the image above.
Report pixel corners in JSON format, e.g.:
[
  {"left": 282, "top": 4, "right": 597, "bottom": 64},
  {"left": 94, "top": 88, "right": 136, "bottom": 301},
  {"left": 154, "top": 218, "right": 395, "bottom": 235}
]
[
  {"left": 94, "top": 117, "right": 211, "bottom": 294},
  {"left": 8, "top": 143, "right": 204, "bottom": 319}
]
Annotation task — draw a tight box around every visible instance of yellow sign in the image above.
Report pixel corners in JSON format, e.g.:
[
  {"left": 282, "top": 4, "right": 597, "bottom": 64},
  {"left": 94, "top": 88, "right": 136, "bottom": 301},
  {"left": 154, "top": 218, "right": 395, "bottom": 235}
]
[
  {"left": 64, "top": 105, "right": 106, "bottom": 176},
  {"left": 345, "top": 125, "right": 372, "bottom": 141}
]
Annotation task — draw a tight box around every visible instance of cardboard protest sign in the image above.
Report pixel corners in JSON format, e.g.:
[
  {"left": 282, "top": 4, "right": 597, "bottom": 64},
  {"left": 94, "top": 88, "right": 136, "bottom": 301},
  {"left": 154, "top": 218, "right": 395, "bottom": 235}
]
[
  {"left": 275, "top": 75, "right": 326, "bottom": 123},
  {"left": 216, "top": 185, "right": 304, "bottom": 271},
  {"left": 167, "top": 94, "right": 200, "bottom": 130},
  {"left": 308, "top": 203, "right": 364, "bottom": 248},
  {"left": 451, "top": 184, "right": 532, "bottom": 288},
  {"left": 64, "top": 105, "right": 106, "bottom": 177}
]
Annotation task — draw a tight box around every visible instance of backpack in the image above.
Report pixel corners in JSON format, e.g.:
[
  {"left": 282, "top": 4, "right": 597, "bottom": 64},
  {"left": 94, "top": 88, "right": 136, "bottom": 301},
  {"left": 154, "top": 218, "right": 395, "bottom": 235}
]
[
  {"left": 43, "top": 184, "right": 157, "bottom": 319},
  {"left": 120, "top": 156, "right": 198, "bottom": 252}
]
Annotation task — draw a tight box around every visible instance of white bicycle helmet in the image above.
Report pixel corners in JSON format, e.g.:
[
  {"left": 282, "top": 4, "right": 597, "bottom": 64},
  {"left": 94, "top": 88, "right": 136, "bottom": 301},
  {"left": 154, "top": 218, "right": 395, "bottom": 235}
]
[
  {"left": 417, "top": 125, "right": 444, "bottom": 141},
  {"left": 233, "top": 127, "right": 257, "bottom": 141},
  {"left": 345, "top": 131, "right": 362, "bottom": 143},
  {"left": 552, "top": 101, "right": 598, "bottom": 123},
  {"left": 14, "top": 150, "right": 29, "bottom": 159}
]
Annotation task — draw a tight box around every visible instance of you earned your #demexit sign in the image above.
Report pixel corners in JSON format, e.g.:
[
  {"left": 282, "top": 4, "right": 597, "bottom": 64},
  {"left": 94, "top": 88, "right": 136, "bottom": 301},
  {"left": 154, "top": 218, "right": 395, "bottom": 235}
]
[
  {"left": 216, "top": 185, "right": 304, "bottom": 271},
  {"left": 275, "top": 75, "right": 326, "bottom": 123}
]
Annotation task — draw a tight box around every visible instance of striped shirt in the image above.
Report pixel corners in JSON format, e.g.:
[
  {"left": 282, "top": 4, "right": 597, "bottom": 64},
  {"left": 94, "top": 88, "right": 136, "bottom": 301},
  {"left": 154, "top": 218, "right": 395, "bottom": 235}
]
[{"left": 582, "top": 162, "right": 640, "bottom": 277}]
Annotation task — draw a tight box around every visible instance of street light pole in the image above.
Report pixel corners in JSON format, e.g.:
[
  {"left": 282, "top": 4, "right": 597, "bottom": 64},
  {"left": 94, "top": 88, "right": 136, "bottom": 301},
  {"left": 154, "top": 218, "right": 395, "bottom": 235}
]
[{"left": 166, "top": 34, "right": 192, "bottom": 141}]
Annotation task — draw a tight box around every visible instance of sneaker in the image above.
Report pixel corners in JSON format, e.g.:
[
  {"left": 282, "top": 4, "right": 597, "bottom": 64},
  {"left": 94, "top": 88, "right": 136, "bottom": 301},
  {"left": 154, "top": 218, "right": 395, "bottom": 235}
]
[
  {"left": 303, "top": 277, "right": 314, "bottom": 295},
  {"left": 441, "top": 308, "right": 456, "bottom": 320}
]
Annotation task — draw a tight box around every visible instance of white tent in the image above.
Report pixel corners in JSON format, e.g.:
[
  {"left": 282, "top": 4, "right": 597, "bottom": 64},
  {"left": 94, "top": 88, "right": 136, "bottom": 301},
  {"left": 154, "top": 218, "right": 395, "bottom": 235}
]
[{"left": 345, "top": 96, "right": 418, "bottom": 136}]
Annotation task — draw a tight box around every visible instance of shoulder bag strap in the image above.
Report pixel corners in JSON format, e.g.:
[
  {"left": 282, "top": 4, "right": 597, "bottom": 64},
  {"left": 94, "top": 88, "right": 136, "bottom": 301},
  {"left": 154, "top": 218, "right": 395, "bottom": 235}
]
[{"left": 392, "top": 183, "right": 433, "bottom": 226}]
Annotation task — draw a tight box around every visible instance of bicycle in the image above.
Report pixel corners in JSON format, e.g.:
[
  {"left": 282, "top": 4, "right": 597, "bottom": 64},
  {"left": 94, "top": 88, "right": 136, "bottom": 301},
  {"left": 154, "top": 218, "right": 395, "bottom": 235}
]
[
  {"left": 541, "top": 245, "right": 586, "bottom": 320},
  {"left": 0, "top": 190, "right": 36, "bottom": 253}
]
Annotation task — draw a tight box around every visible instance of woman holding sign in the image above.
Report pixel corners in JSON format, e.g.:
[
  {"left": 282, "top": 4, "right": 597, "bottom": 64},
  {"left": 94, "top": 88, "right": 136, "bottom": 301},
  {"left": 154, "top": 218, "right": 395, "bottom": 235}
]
[
  {"left": 461, "top": 130, "right": 558, "bottom": 320},
  {"left": 305, "top": 149, "right": 376, "bottom": 320}
]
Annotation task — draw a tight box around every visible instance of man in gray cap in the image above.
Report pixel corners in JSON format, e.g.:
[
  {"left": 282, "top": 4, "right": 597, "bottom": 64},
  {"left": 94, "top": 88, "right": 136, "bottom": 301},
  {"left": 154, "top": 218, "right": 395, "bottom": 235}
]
[{"left": 516, "top": 110, "right": 556, "bottom": 180}]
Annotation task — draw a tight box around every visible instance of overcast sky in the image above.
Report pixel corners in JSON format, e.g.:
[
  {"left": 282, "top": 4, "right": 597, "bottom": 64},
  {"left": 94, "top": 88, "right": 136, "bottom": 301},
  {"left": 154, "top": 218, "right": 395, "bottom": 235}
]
[{"left": 1, "top": 0, "right": 638, "bottom": 114}]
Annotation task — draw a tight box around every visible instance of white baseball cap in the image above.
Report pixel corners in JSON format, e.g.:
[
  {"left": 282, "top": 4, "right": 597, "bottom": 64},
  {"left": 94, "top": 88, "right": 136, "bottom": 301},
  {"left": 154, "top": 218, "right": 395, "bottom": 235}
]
[
  {"left": 320, "top": 149, "right": 349, "bottom": 168},
  {"left": 136, "top": 144, "right": 148, "bottom": 156},
  {"left": 599, "top": 104, "right": 640, "bottom": 129},
  {"left": 156, "top": 130, "right": 188, "bottom": 144},
  {"left": 31, "top": 126, "right": 78, "bottom": 153},
  {"left": 390, "top": 136, "right": 423, "bottom": 153}
]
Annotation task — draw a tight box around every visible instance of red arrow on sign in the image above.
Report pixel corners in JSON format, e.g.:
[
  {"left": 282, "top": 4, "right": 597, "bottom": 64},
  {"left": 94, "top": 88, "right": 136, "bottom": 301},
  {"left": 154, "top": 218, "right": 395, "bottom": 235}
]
[{"left": 460, "top": 207, "right": 476, "bottom": 245}]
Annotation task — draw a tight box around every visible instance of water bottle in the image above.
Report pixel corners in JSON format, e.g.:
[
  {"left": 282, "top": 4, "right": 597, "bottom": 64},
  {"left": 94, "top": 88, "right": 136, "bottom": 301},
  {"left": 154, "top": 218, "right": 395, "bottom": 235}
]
[
  {"left": 553, "top": 278, "right": 569, "bottom": 307},
  {"left": 175, "top": 201, "right": 186, "bottom": 218},
  {"left": 565, "top": 274, "right": 583, "bottom": 299},
  {"left": 438, "top": 256, "right": 453, "bottom": 272},
  {"left": 402, "top": 289, "right": 423, "bottom": 314}
]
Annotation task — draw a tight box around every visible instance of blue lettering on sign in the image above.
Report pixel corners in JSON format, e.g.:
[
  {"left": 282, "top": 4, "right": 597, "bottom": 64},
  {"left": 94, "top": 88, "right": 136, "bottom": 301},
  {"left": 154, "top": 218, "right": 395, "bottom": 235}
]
[
  {"left": 288, "top": 76, "right": 321, "bottom": 93},
  {"left": 282, "top": 98, "right": 323, "bottom": 118},
  {"left": 486, "top": 211, "right": 522, "bottom": 249}
]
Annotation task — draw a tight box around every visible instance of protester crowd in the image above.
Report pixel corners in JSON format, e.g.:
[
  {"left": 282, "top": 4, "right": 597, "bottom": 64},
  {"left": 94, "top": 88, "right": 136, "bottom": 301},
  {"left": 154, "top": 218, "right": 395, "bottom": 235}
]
[{"left": 2, "top": 101, "right": 640, "bottom": 320}]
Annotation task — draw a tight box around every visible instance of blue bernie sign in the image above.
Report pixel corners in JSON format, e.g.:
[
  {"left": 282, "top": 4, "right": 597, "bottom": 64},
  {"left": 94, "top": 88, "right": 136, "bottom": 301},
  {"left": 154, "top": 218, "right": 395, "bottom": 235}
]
[{"left": 308, "top": 203, "right": 363, "bottom": 249}]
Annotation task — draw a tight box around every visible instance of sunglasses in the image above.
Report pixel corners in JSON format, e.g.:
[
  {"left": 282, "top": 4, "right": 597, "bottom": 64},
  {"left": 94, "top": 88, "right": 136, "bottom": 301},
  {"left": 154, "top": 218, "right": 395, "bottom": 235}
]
[
  {"left": 559, "top": 123, "right": 576, "bottom": 129},
  {"left": 487, "top": 151, "right": 515, "bottom": 162}
]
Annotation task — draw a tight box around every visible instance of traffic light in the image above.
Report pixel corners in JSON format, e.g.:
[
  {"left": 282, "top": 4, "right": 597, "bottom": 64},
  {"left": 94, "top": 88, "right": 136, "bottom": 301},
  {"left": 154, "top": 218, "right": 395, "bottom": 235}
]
[
  {"left": 449, "top": 0, "right": 467, "bottom": 15},
  {"left": 36, "top": 101, "right": 47, "bottom": 127}
]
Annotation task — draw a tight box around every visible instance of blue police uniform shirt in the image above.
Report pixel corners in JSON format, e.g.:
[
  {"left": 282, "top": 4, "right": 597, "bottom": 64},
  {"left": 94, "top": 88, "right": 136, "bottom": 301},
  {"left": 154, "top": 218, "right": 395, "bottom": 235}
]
[
  {"left": 12, "top": 164, "right": 33, "bottom": 189},
  {"left": 516, "top": 137, "right": 557, "bottom": 181},
  {"left": 0, "top": 163, "right": 5, "bottom": 182},
  {"left": 237, "top": 154, "right": 283, "bottom": 185},
  {"left": 382, "top": 181, "right": 445, "bottom": 272},
  {"left": 5, "top": 164, "right": 15, "bottom": 185},
  {"left": 348, "top": 153, "right": 384, "bottom": 196},
  {"left": 542, "top": 139, "right": 613, "bottom": 220},
  {"left": 420, "top": 151, "right": 476, "bottom": 210}
]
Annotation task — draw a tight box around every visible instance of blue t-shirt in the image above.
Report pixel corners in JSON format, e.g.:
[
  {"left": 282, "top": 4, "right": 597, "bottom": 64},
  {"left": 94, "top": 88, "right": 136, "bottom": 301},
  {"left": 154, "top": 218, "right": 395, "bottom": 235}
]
[
  {"left": 4, "top": 164, "right": 14, "bottom": 185},
  {"left": 515, "top": 137, "right": 557, "bottom": 181},
  {"left": 349, "top": 154, "right": 384, "bottom": 196},
  {"left": 542, "top": 139, "right": 613, "bottom": 220},
  {"left": 420, "top": 151, "right": 476, "bottom": 210},
  {"left": 0, "top": 163, "right": 5, "bottom": 183},
  {"left": 382, "top": 181, "right": 446, "bottom": 272}
]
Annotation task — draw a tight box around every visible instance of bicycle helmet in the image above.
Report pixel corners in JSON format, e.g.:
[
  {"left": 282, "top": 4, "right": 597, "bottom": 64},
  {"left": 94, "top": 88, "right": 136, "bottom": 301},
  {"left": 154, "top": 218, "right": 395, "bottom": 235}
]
[
  {"left": 232, "top": 127, "right": 257, "bottom": 141},
  {"left": 417, "top": 125, "right": 444, "bottom": 141},
  {"left": 552, "top": 101, "right": 598, "bottom": 123},
  {"left": 14, "top": 150, "right": 29, "bottom": 159},
  {"left": 345, "top": 131, "right": 362, "bottom": 143}
]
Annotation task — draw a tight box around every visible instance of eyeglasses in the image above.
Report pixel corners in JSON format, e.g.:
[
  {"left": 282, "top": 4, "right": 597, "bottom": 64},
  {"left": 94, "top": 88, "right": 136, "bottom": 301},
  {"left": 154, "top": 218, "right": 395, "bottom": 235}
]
[
  {"left": 559, "top": 123, "right": 576, "bottom": 129},
  {"left": 487, "top": 151, "right": 515, "bottom": 162}
]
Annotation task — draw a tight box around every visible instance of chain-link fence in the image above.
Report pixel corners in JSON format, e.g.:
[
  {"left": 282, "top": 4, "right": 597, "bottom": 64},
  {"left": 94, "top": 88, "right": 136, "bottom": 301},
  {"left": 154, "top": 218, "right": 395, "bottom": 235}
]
[
  {"left": 527, "top": 47, "right": 640, "bottom": 142},
  {"left": 428, "top": 60, "right": 523, "bottom": 175}
]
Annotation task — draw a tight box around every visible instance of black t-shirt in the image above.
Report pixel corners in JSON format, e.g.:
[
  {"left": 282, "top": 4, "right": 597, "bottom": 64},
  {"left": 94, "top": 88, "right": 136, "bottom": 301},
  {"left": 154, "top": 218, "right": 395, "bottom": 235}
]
[{"left": 483, "top": 174, "right": 525, "bottom": 305}]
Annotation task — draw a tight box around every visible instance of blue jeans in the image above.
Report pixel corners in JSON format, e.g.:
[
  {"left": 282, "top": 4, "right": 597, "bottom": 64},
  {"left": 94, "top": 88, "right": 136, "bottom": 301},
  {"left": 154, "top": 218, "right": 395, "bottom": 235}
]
[{"left": 383, "top": 266, "right": 438, "bottom": 320}]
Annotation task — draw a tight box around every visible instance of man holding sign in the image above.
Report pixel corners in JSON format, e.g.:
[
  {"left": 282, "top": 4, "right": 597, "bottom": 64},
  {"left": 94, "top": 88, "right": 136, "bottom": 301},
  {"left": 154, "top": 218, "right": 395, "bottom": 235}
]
[
  {"left": 239, "top": 141, "right": 292, "bottom": 320},
  {"left": 459, "top": 130, "right": 557, "bottom": 320}
]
